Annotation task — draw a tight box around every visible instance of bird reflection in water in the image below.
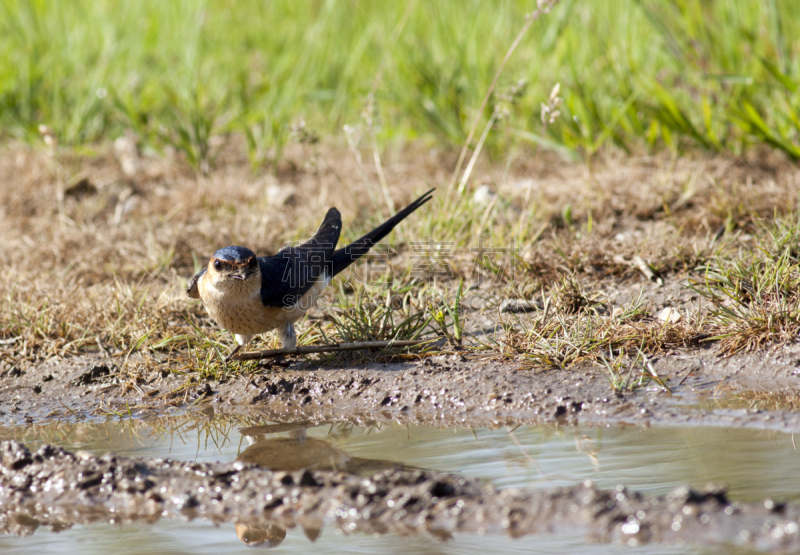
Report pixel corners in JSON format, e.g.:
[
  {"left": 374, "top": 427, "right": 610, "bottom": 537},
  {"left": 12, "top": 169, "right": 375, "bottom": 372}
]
[
  {"left": 234, "top": 522, "right": 288, "bottom": 549},
  {"left": 233, "top": 421, "right": 415, "bottom": 549}
]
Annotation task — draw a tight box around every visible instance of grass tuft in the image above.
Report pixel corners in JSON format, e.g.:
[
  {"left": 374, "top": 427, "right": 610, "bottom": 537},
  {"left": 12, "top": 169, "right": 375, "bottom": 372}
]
[
  {"left": 503, "top": 288, "right": 703, "bottom": 369},
  {"left": 690, "top": 214, "right": 800, "bottom": 355}
]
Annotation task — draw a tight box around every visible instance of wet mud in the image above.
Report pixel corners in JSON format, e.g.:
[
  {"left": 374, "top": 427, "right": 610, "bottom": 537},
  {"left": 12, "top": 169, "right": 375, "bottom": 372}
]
[
  {"left": 4, "top": 341, "right": 800, "bottom": 433},
  {"left": 2, "top": 439, "right": 799, "bottom": 551}
]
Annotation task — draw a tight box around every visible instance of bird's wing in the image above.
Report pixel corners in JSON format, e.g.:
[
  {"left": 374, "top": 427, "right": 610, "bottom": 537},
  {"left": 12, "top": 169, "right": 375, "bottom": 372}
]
[
  {"left": 187, "top": 269, "right": 206, "bottom": 299},
  {"left": 260, "top": 208, "right": 342, "bottom": 308},
  {"left": 297, "top": 207, "right": 341, "bottom": 256}
]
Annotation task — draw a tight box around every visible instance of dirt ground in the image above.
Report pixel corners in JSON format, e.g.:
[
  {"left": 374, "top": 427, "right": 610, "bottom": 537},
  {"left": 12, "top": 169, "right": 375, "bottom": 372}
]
[{"left": 3, "top": 142, "right": 800, "bottom": 549}]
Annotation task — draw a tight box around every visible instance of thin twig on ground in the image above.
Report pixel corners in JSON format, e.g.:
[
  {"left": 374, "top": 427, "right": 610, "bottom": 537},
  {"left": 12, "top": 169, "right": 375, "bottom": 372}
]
[{"left": 229, "top": 339, "right": 435, "bottom": 361}]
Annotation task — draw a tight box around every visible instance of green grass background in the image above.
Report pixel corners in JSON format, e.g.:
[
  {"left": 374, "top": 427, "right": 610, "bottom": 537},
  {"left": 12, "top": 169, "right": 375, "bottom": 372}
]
[{"left": 1, "top": 0, "right": 798, "bottom": 166}]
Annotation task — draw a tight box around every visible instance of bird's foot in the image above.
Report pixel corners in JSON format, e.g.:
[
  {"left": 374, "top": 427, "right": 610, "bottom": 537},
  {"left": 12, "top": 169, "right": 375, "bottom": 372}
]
[{"left": 224, "top": 344, "right": 242, "bottom": 362}]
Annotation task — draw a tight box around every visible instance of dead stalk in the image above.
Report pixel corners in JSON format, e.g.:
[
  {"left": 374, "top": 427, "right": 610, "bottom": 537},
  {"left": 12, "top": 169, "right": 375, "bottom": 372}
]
[{"left": 448, "top": 0, "right": 562, "bottom": 197}]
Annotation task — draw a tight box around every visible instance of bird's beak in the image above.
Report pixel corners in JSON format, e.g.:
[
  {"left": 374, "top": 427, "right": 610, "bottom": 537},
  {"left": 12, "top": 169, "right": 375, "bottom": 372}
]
[{"left": 231, "top": 270, "right": 251, "bottom": 281}]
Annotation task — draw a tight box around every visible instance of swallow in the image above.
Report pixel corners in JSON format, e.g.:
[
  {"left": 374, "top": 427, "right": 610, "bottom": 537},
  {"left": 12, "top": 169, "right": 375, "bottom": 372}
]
[{"left": 187, "top": 189, "right": 434, "bottom": 359}]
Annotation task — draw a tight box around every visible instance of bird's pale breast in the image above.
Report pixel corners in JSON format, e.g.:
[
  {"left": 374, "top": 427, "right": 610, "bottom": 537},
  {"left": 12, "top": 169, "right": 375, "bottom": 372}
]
[{"left": 198, "top": 274, "right": 329, "bottom": 336}]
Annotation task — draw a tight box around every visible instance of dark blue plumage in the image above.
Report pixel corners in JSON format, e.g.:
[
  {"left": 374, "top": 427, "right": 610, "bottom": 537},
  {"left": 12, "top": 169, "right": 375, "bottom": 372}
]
[{"left": 214, "top": 245, "right": 257, "bottom": 261}]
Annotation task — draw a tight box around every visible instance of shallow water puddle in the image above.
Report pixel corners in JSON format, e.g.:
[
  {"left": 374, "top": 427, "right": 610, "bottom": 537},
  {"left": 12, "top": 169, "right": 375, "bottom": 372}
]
[{"left": 1, "top": 414, "right": 798, "bottom": 554}]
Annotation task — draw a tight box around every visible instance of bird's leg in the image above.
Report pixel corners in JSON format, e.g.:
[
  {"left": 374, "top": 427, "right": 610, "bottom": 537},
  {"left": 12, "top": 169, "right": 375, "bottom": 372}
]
[
  {"left": 280, "top": 322, "right": 297, "bottom": 350},
  {"left": 225, "top": 334, "right": 253, "bottom": 361}
]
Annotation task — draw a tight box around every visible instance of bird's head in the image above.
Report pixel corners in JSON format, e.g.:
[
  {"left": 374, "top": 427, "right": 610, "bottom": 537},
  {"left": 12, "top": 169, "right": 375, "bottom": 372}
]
[{"left": 207, "top": 246, "right": 261, "bottom": 293}]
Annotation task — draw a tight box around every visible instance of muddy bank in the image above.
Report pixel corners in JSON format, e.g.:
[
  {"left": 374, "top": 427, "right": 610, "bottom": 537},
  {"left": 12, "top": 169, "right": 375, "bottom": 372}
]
[
  {"left": 222, "top": 345, "right": 800, "bottom": 432},
  {"left": 1, "top": 440, "right": 798, "bottom": 551},
  {"left": 4, "top": 341, "right": 800, "bottom": 433}
]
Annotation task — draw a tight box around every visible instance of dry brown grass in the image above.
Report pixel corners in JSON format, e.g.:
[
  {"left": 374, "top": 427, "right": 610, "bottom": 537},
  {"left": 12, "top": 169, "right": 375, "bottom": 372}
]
[
  {"left": 722, "top": 390, "right": 800, "bottom": 412},
  {"left": 501, "top": 280, "right": 708, "bottom": 370},
  {"left": 2, "top": 138, "right": 800, "bottom": 377},
  {"left": 690, "top": 219, "right": 800, "bottom": 356}
]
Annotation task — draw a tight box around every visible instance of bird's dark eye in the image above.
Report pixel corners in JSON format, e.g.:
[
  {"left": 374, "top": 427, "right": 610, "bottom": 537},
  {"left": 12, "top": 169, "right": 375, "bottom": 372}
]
[
  {"left": 213, "top": 260, "right": 223, "bottom": 271},
  {"left": 249, "top": 257, "right": 257, "bottom": 267}
]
